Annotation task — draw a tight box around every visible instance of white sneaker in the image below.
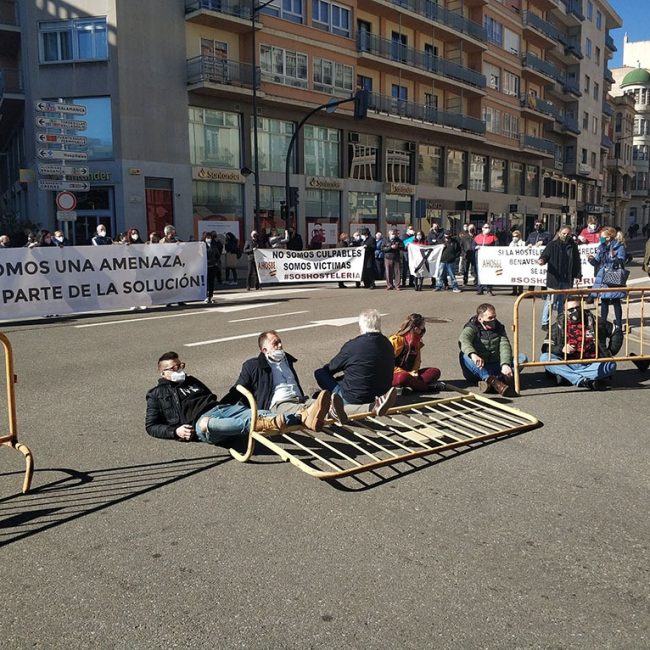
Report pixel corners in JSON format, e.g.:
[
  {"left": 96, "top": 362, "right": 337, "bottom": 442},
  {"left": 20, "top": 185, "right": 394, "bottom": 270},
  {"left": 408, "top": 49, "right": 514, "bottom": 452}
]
[
  {"left": 328, "top": 393, "right": 349, "bottom": 425},
  {"left": 452, "top": 288, "right": 461, "bottom": 293},
  {"left": 372, "top": 387, "right": 397, "bottom": 416}
]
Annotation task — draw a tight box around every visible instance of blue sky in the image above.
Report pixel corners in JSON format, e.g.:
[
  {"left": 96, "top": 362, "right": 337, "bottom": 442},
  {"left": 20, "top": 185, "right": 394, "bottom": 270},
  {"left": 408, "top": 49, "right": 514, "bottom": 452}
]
[{"left": 609, "top": 0, "right": 646, "bottom": 67}]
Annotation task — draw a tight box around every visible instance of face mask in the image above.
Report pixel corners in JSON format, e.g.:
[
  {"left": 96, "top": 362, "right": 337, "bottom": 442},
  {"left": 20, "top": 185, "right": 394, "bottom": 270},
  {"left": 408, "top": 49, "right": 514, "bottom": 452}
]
[
  {"left": 416, "top": 235, "right": 422, "bottom": 240},
  {"left": 205, "top": 238, "right": 212, "bottom": 244},
  {"left": 599, "top": 236, "right": 606, "bottom": 244},
  {"left": 170, "top": 370, "right": 186, "bottom": 383},
  {"left": 98, "top": 231, "right": 106, "bottom": 237},
  {"left": 267, "top": 349, "right": 286, "bottom": 363},
  {"left": 559, "top": 233, "right": 569, "bottom": 242},
  {"left": 588, "top": 224, "right": 597, "bottom": 232},
  {"left": 482, "top": 229, "right": 490, "bottom": 235},
  {"left": 513, "top": 237, "right": 520, "bottom": 242},
  {"left": 55, "top": 236, "right": 63, "bottom": 242},
  {"left": 131, "top": 234, "right": 139, "bottom": 241},
  {"left": 481, "top": 319, "right": 496, "bottom": 330},
  {"left": 535, "top": 224, "right": 542, "bottom": 230},
  {"left": 567, "top": 307, "right": 582, "bottom": 323}
]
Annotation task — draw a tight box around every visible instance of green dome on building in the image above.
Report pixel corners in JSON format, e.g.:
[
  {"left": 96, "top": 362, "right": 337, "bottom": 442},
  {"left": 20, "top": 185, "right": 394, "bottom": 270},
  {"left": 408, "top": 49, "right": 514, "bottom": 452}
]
[{"left": 621, "top": 68, "right": 650, "bottom": 87}]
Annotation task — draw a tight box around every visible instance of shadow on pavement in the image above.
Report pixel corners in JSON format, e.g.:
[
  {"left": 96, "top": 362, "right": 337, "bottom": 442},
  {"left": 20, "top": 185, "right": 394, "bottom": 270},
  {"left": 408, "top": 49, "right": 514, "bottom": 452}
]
[{"left": 0, "top": 455, "right": 229, "bottom": 547}]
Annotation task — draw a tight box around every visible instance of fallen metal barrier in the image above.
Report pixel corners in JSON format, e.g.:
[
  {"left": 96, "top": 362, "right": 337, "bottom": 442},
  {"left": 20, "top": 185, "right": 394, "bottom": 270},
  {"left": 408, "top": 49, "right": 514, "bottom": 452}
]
[
  {"left": 0, "top": 333, "right": 34, "bottom": 493},
  {"left": 229, "top": 385, "right": 541, "bottom": 480},
  {"left": 512, "top": 286, "right": 650, "bottom": 394}
]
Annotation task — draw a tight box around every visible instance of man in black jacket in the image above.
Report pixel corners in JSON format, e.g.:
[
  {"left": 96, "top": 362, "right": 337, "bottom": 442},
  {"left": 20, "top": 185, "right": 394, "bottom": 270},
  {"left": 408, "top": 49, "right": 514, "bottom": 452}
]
[
  {"left": 435, "top": 231, "right": 462, "bottom": 292},
  {"left": 538, "top": 225, "right": 582, "bottom": 330},
  {"left": 222, "top": 331, "right": 346, "bottom": 426},
  {"left": 382, "top": 229, "right": 405, "bottom": 290},
  {"left": 314, "top": 309, "right": 397, "bottom": 415},
  {"left": 145, "top": 351, "right": 326, "bottom": 444}
]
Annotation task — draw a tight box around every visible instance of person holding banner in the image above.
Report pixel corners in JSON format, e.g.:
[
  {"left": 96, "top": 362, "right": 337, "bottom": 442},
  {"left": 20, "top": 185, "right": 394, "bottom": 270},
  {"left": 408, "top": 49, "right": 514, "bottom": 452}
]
[
  {"left": 382, "top": 229, "right": 405, "bottom": 291},
  {"left": 389, "top": 313, "right": 442, "bottom": 392},
  {"left": 92, "top": 224, "right": 113, "bottom": 246},
  {"left": 474, "top": 224, "right": 497, "bottom": 295},
  {"left": 509, "top": 230, "right": 526, "bottom": 296},
  {"left": 538, "top": 226, "right": 582, "bottom": 331},
  {"left": 314, "top": 309, "right": 397, "bottom": 415},
  {"left": 411, "top": 230, "right": 428, "bottom": 291}
]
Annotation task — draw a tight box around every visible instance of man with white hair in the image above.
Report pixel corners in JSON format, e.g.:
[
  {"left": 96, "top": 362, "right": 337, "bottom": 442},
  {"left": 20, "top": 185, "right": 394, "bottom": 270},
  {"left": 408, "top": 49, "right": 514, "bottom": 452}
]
[
  {"left": 314, "top": 309, "right": 397, "bottom": 415},
  {"left": 243, "top": 229, "right": 261, "bottom": 291}
]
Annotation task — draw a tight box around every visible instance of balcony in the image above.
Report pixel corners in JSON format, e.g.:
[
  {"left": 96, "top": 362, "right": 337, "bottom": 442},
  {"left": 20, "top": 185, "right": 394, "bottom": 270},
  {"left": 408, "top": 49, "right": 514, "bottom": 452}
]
[
  {"left": 388, "top": 0, "right": 487, "bottom": 44},
  {"left": 602, "top": 101, "right": 613, "bottom": 117},
  {"left": 0, "top": 67, "right": 23, "bottom": 98},
  {"left": 0, "top": 0, "right": 19, "bottom": 57},
  {"left": 187, "top": 56, "right": 257, "bottom": 94},
  {"left": 605, "top": 33, "right": 616, "bottom": 52},
  {"left": 562, "top": 0, "right": 584, "bottom": 20},
  {"left": 520, "top": 93, "right": 560, "bottom": 120},
  {"left": 367, "top": 92, "right": 485, "bottom": 135},
  {"left": 522, "top": 53, "right": 558, "bottom": 81},
  {"left": 601, "top": 135, "right": 613, "bottom": 149},
  {"left": 562, "top": 115, "right": 580, "bottom": 135},
  {"left": 553, "top": 0, "right": 583, "bottom": 25},
  {"left": 604, "top": 68, "right": 614, "bottom": 85},
  {"left": 564, "top": 41, "right": 583, "bottom": 60},
  {"left": 522, "top": 12, "right": 564, "bottom": 45},
  {"left": 357, "top": 33, "right": 486, "bottom": 90},
  {"left": 185, "top": 0, "right": 260, "bottom": 32},
  {"left": 520, "top": 134, "right": 555, "bottom": 157}
]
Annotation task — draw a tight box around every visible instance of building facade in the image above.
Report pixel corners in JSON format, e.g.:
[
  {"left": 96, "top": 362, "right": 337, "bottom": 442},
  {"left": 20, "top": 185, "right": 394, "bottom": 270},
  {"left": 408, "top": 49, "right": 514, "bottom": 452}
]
[{"left": 0, "top": 0, "right": 622, "bottom": 244}]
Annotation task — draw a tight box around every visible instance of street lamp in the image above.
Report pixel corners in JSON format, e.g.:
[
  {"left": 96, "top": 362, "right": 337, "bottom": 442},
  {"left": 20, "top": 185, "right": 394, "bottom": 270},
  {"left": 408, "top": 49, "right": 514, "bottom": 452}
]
[{"left": 457, "top": 183, "right": 469, "bottom": 224}]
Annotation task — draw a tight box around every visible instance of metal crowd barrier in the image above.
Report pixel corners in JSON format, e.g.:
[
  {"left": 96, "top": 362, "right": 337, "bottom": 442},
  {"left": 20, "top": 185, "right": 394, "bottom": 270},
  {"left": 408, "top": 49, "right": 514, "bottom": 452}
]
[
  {"left": 229, "top": 385, "right": 541, "bottom": 480},
  {"left": 512, "top": 287, "right": 650, "bottom": 394},
  {"left": 1, "top": 333, "right": 34, "bottom": 493}
]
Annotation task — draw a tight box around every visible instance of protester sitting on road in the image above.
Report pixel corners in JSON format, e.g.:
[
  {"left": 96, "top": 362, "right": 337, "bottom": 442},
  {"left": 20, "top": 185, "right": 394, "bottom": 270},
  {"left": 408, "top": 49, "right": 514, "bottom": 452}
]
[
  {"left": 92, "top": 224, "right": 113, "bottom": 246},
  {"left": 540, "top": 297, "right": 622, "bottom": 390},
  {"left": 588, "top": 226, "right": 627, "bottom": 331},
  {"left": 222, "top": 330, "right": 345, "bottom": 428},
  {"left": 314, "top": 309, "right": 397, "bottom": 415},
  {"left": 538, "top": 225, "right": 582, "bottom": 331},
  {"left": 458, "top": 303, "right": 520, "bottom": 397},
  {"left": 389, "top": 313, "right": 442, "bottom": 393},
  {"left": 146, "top": 352, "right": 325, "bottom": 444}
]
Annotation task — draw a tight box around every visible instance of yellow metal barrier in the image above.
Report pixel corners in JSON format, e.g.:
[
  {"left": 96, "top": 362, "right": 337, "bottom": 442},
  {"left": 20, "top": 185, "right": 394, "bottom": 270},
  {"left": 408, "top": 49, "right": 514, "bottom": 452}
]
[
  {"left": 229, "top": 385, "right": 541, "bottom": 480},
  {"left": 512, "top": 286, "right": 650, "bottom": 394},
  {"left": 1, "top": 333, "right": 34, "bottom": 493}
]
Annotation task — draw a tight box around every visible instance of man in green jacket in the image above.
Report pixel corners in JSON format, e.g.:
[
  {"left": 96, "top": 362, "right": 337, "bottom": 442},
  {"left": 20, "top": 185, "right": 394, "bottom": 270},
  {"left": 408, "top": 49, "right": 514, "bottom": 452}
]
[{"left": 458, "top": 303, "right": 519, "bottom": 397}]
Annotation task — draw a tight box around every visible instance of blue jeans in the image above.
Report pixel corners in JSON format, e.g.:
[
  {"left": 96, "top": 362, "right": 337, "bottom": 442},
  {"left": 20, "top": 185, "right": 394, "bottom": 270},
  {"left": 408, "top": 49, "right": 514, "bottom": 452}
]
[
  {"left": 314, "top": 367, "right": 354, "bottom": 405},
  {"left": 194, "top": 404, "right": 269, "bottom": 444},
  {"left": 540, "top": 353, "right": 616, "bottom": 386},
  {"left": 459, "top": 352, "right": 528, "bottom": 383},
  {"left": 436, "top": 262, "right": 459, "bottom": 290},
  {"left": 542, "top": 283, "right": 570, "bottom": 326}
]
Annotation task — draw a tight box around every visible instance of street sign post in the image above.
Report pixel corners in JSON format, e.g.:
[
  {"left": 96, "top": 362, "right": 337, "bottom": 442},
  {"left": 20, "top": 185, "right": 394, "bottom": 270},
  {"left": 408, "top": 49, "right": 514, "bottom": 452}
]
[
  {"left": 36, "top": 133, "right": 88, "bottom": 146},
  {"left": 38, "top": 164, "right": 89, "bottom": 177},
  {"left": 38, "top": 179, "right": 90, "bottom": 191},
  {"left": 56, "top": 191, "right": 77, "bottom": 211},
  {"left": 56, "top": 210, "right": 78, "bottom": 222},
  {"left": 37, "top": 149, "right": 88, "bottom": 161},
  {"left": 35, "top": 116, "right": 87, "bottom": 130},
  {"left": 35, "top": 100, "right": 87, "bottom": 115}
]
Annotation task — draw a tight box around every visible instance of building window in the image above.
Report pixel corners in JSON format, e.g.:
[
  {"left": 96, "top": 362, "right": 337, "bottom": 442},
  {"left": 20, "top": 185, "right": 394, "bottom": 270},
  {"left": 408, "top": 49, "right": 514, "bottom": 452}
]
[
  {"left": 446, "top": 149, "right": 466, "bottom": 188},
  {"left": 524, "top": 164, "right": 539, "bottom": 197},
  {"left": 586, "top": 0, "right": 593, "bottom": 20},
  {"left": 304, "top": 125, "right": 340, "bottom": 176},
  {"left": 385, "top": 194, "right": 412, "bottom": 224},
  {"left": 418, "top": 144, "right": 443, "bottom": 186},
  {"left": 312, "top": 0, "right": 351, "bottom": 36},
  {"left": 592, "top": 116, "right": 598, "bottom": 135},
  {"left": 583, "top": 111, "right": 589, "bottom": 129},
  {"left": 385, "top": 138, "right": 413, "bottom": 183},
  {"left": 591, "top": 151, "right": 597, "bottom": 168},
  {"left": 254, "top": 117, "right": 295, "bottom": 173},
  {"left": 503, "top": 28, "right": 520, "bottom": 55},
  {"left": 391, "top": 32, "right": 407, "bottom": 62},
  {"left": 484, "top": 62, "right": 500, "bottom": 91},
  {"left": 260, "top": 45, "right": 308, "bottom": 88},
  {"left": 348, "top": 133, "right": 379, "bottom": 180},
  {"left": 391, "top": 84, "right": 408, "bottom": 113},
  {"left": 39, "top": 17, "right": 108, "bottom": 63},
  {"left": 502, "top": 112, "right": 519, "bottom": 139},
  {"left": 484, "top": 106, "right": 501, "bottom": 134},
  {"left": 349, "top": 192, "right": 378, "bottom": 223},
  {"left": 584, "top": 75, "right": 590, "bottom": 93},
  {"left": 490, "top": 158, "right": 506, "bottom": 193},
  {"left": 596, "top": 10, "right": 602, "bottom": 30},
  {"left": 593, "top": 81, "right": 599, "bottom": 100},
  {"left": 305, "top": 189, "right": 340, "bottom": 218},
  {"left": 484, "top": 16, "right": 503, "bottom": 46},
  {"left": 509, "top": 162, "right": 524, "bottom": 194},
  {"left": 192, "top": 181, "right": 243, "bottom": 223},
  {"left": 469, "top": 154, "right": 487, "bottom": 191},
  {"left": 595, "top": 46, "right": 601, "bottom": 65},
  {"left": 581, "top": 148, "right": 588, "bottom": 164},
  {"left": 313, "top": 58, "right": 353, "bottom": 94},
  {"left": 189, "top": 107, "right": 241, "bottom": 168},
  {"left": 357, "top": 75, "right": 372, "bottom": 91},
  {"left": 261, "top": 0, "right": 304, "bottom": 23},
  {"left": 585, "top": 37, "right": 592, "bottom": 58},
  {"left": 503, "top": 71, "right": 519, "bottom": 96}
]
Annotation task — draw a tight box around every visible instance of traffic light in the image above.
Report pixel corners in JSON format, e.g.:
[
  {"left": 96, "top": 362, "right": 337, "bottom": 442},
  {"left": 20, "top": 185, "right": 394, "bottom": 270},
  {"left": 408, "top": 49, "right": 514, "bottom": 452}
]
[
  {"left": 354, "top": 88, "right": 369, "bottom": 120},
  {"left": 289, "top": 186, "right": 299, "bottom": 209},
  {"left": 280, "top": 202, "right": 288, "bottom": 221}
]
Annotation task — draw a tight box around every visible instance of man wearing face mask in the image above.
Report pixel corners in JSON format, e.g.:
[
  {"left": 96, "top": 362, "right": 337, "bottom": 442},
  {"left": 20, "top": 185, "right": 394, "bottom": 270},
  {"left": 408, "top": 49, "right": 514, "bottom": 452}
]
[
  {"left": 146, "top": 351, "right": 314, "bottom": 444},
  {"left": 221, "top": 331, "right": 345, "bottom": 428},
  {"left": 538, "top": 225, "right": 582, "bottom": 331},
  {"left": 91, "top": 224, "right": 113, "bottom": 246},
  {"left": 577, "top": 216, "right": 601, "bottom": 244},
  {"left": 458, "top": 303, "right": 519, "bottom": 397},
  {"left": 525, "top": 221, "right": 551, "bottom": 247},
  {"left": 540, "top": 296, "right": 621, "bottom": 389}
]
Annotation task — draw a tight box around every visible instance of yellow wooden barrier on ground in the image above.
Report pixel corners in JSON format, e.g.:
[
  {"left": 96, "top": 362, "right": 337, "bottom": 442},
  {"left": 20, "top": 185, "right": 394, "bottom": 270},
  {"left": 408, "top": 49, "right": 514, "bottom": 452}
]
[
  {"left": 229, "top": 385, "right": 541, "bottom": 480},
  {"left": 1, "top": 333, "right": 34, "bottom": 493}
]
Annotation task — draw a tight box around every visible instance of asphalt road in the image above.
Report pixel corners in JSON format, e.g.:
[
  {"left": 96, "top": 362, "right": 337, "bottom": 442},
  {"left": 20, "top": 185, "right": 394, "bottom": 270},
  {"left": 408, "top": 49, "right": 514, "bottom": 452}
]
[{"left": 1, "top": 245, "right": 649, "bottom": 649}]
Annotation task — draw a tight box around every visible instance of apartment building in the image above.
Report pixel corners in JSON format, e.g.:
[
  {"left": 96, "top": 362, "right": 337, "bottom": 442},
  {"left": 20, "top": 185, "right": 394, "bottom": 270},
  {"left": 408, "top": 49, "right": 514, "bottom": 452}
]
[{"left": 0, "top": 0, "right": 622, "bottom": 244}]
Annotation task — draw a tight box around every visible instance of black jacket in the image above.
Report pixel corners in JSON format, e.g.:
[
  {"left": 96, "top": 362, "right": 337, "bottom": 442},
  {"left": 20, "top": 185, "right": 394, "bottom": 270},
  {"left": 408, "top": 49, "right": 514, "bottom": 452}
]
[
  {"left": 539, "top": 238, "right": 582, "bottom": 288},
  {"left": 544, "top": 312, "right": 622, "bottom": 358},
  {"left": 381, "top": 236, "right": 405, "bottom": 261},
  {"left": 222, "top": 352, "right": 304, "bottom": 411},
  {"left": 145, "top": 375, "right": 218, "bottom": 440},
  {"left": 440, "top": 238, "right": 461, "bottom": 263},
  {"left": 320, "top": 332, "right": 394, "bottom": 404}
]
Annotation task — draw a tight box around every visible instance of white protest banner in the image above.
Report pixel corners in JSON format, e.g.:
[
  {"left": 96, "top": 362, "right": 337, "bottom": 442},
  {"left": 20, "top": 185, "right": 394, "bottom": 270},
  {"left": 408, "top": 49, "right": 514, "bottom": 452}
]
[
  {"left": 476, "top": 244, "right": 598, "bottom": 287},
  {"left": 253, "top": 247, "right": 363, "bottom": 283},
  {"left": 0, "top": 243, "right": 206, "bottom": 320},
  {"left": 408, "top": 244, "right": 443, "bottom": 279}
]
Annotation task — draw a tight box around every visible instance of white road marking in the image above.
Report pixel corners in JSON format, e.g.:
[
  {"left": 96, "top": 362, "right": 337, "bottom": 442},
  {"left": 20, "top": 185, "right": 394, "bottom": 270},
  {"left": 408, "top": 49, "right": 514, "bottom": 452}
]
[
  {"left": 185, "top": 315, "right": 367, "bottom": 347},
  {"left": 220, "top": 287, "right": 321, "bottom": 301},
  {"left": 228, "top": 310, "right": 308, "bottom": 323}
]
